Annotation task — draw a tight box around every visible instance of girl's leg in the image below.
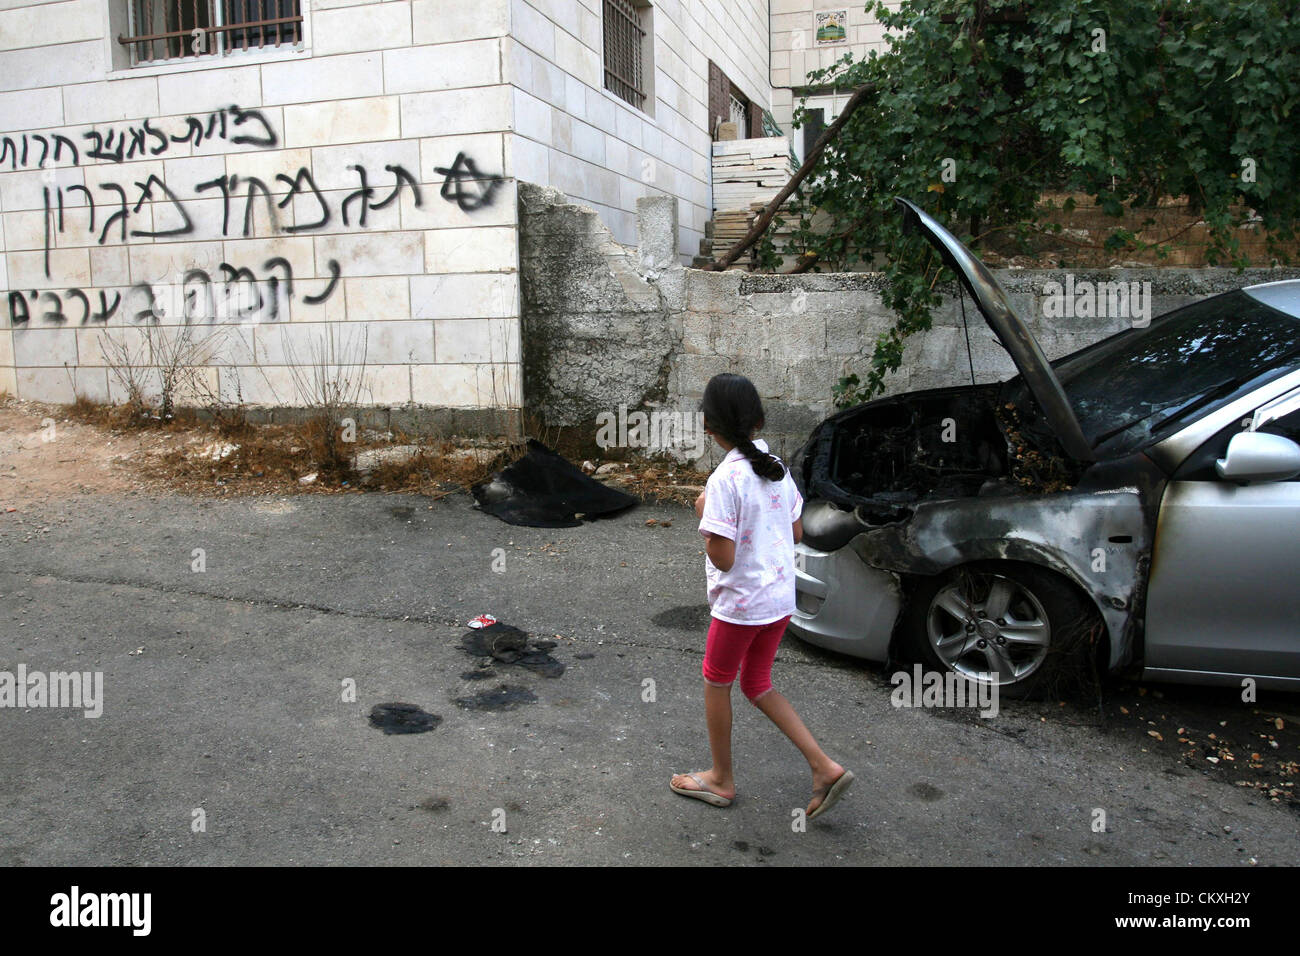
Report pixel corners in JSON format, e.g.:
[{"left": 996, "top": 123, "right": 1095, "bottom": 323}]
[
  {"left": 743, "top": 617, "right": 846, "bottom": 811},
  {"left": 702, "top": 680, "right": 735, "bottom": 792},
  {"left": 672, "top": 618, "right": 757, "bottom": 799}
]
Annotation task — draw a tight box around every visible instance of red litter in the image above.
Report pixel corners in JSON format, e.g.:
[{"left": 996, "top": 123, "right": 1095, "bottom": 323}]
[{"left": 467, "top": 614, "right": 497, "bottom": 629}]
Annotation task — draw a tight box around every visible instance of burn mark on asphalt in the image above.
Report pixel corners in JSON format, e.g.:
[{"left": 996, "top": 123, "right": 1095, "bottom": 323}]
[
  {"left": 909, "top": 782, "right": 945, "bottom": 801},
  {"left": 459, "top": 622, "right": 565, "bottom": 677},
  {"left": 652, "top": 605, "right": 711, "bottom": 631},
  {"left": 454, "top": 684, "right": 537, "bottom": 712},
  {"left": 369, "top": 702, "right": 441, "bottom": 734}
]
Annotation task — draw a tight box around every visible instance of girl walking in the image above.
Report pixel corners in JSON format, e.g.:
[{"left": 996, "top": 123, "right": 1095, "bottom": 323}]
[{"left": 670, "top": 373, "right": 854, "bottom": 819}]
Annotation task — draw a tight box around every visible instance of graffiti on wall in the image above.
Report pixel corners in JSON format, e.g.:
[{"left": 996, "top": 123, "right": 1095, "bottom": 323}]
[
  {"left": 7, "top": 256, "right": 341, "bottom": 327},
  {"left": 0, "top": 105, "right": 278, "bottom": 170},
  {"left": 5, "top": 107, "right": 507, "bottom": 328}
]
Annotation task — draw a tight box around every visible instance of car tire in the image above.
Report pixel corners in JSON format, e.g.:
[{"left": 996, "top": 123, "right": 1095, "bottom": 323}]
[{"left": 899, "top": 562, "right": 1100, "bottom": 700}]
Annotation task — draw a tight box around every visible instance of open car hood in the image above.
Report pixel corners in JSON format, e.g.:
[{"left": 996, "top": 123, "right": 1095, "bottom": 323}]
[{"left": 896, "top": 197, "right": 1095, "bottom": 462}]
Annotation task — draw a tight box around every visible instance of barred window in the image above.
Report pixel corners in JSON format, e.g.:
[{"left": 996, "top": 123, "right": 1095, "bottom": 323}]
[
  {"left": 121, "top": 0, "right": 302, "bottom": 64},
  {"left": 603, "top": 0, "right": 650, "bottom": 111}
]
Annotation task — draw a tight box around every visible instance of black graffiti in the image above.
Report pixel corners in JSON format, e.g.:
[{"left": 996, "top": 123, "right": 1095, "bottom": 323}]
[
  {"left": 0, "top": 133, "right": 79, "bottom": 170},
  {"left": 302, "top": 259, "right": 340, "bottom": 305},
  {"left": 274, "top": 168, "right": 330, "bottom": 232},
  {"left": 0, "top": 106, "right": 278, "bottom": 172},
  {"left": 131, "top": 175, "right": 194, "bottom": 238},
  {"left": 435, "top": 152, "right": 503, "bottom": 211},
  {"left": 7, "top": 288, "right": 120, "bottom": 327},
  {"left": 341, "top": 163, "right": 423, "bottom": 227},
  {"left": 29, "top": 147, "right": 496, "bottom": 288},
  {"left": 6, "top": 257, "right": 342, "bottom": 329}
]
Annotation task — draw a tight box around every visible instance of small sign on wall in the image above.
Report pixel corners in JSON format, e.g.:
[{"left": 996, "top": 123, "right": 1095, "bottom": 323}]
[{"left": 813, "top": 9, "right": 849, "bottom": 45}]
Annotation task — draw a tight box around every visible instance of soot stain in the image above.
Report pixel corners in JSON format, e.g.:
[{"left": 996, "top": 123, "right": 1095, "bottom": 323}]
[
  {"left": 459, "top": 622, "right": 565, "bottom": 678},
  {"left": 388, "top": 505, "right": 415, "bottom": 520},
  {"left": 651, "top": 605, "right": 712, "bottom": 631},
  {"left": 417, "top": 796, "right": 451, "bottom": 813},
  {"left": 460, "top": 669, "right": 498, "bottom": 681},
  {"left": 369, "top": 702, "right": 441, "bottom": 735},
  {"left": 909, "top": 782, "right": 945, "bottom": 802},
  {"left": 454, "top": 684, "right": 538, "bottom": 712}
]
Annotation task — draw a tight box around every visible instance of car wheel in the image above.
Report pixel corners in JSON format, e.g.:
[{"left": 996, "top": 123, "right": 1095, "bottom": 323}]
[{"left": 900, "top": 562, "right": 1099, "bottom": 700}]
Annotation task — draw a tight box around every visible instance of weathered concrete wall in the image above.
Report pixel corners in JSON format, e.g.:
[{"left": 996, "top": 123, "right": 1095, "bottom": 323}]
[
  {"left": 518, "top": 183, "right": 677, "bottom": 425},
  {"left": 520, "top": 184, "right": 1300, "bottom": 467}
]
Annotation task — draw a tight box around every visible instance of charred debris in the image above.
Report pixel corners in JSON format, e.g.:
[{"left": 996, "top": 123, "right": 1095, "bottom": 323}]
[{"left": 799, "top": 385, "right": 1083, "bottom": 526}]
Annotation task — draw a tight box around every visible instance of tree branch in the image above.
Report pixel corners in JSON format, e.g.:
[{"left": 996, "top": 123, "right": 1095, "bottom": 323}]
[{"left": 709, "top": 82, "right": 877, "bottom": 271}]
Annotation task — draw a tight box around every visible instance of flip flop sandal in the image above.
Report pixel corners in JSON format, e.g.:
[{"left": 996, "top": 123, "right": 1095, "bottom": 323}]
[
  {"left": 670, "top": 772, "right": 734, "bottom": 807},
  {"left": 807, "top": 769, "right": 854, "bottom": 820}
]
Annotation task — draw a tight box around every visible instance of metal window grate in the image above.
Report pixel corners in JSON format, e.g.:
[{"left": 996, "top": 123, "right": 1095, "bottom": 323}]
[
  {"left": 121, "top": 0, "right": 302, "bottom": 64},
  {"left": 603, "top": 0, "right": 646, "bottom": 110}
]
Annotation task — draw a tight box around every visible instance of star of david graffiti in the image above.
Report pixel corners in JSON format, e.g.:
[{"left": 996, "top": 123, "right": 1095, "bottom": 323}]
[{"left": 434, "top": 152, "right": 504, "bottom": 212}]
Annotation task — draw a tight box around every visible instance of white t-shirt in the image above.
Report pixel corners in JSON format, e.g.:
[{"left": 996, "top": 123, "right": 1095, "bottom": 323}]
[{"left": 698, "top": 439, "right": 804, "bottom": 625}]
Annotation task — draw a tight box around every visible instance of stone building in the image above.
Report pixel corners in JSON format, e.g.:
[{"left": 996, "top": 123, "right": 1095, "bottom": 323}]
[{"left": 0, "top": 0, "right": 902, "bottom": 416}]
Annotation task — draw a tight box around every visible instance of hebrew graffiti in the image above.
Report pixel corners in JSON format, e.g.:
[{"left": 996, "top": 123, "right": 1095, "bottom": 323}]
[
  {"left": 34, "top": 160, "right": 447, "bottom": 277},
  {"left": 0, "top": 105, "right": 278, "bottom": 171},
  {"left": 5, "top": 258, "right": 340, "bottom": 328}
]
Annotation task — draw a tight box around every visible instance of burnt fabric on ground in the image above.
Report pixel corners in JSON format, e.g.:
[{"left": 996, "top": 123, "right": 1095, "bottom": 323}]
[
  {"left": 459, "top": 622, "right": 566, "bottom": 677},
  {"left": 471, "top": 439, "right": 638, "bottom": 527}
]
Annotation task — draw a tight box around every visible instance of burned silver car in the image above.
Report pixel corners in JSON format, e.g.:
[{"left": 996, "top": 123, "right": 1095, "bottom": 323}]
[{"left": 789, "top": 198, "right": 1300, "bottom": 697}]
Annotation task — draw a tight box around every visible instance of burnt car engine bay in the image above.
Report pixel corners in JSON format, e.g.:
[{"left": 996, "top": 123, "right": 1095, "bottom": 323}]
[{"left": 800, "top": 384, "right": 1082, "bottom": 527}]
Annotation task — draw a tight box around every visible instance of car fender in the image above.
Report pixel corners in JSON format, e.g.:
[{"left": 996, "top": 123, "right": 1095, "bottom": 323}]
[{"left": 845, "top": 490, "right": 1151, "bottom": 671}]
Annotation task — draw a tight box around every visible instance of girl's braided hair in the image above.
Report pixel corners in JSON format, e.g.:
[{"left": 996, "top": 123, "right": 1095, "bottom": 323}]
[{"left": 700, "top": 373, "right": 786, "bottom": 482}]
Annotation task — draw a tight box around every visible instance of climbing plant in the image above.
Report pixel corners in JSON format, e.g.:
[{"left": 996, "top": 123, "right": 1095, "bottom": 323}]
[{"left": 785, "top": 0, "right": 1300, "bottom": 407}]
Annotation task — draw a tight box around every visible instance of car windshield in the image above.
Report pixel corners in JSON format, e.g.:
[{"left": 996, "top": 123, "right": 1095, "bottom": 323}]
[{"left": 1031, "top": 291, "right": 1300, "bottom": 456}]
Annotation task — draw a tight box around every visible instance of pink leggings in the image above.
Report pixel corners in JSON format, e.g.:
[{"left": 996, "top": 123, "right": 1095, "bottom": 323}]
[{"left": 702, "top": 614, "right": 791, "bottom": 700}]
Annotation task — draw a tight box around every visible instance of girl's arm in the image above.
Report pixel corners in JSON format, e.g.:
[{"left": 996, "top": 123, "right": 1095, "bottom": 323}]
[
  {"left": 704, "top": 532, "right": 736, "bottom": 572},
  {"left": 792, "top": 517, "right": 803, "bottom": 544}
]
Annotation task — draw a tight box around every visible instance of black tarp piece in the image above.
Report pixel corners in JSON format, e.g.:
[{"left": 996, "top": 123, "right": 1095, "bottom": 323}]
[
  {"left": 459, "top": 622, "right": 566, "bottom": 678},
  {"left": 470, "top": 439, "right": 638, "bottom": 528}
]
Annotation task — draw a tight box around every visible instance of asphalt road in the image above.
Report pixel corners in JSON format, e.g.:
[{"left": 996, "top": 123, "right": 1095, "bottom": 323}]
[{"left": 1, "top": 488, "right": 1297, "bottom": 866}]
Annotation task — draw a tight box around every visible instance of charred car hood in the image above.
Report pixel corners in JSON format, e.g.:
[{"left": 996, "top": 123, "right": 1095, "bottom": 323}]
[{"left": 896, "top": 197, "right": 1095, "bottom": 462}]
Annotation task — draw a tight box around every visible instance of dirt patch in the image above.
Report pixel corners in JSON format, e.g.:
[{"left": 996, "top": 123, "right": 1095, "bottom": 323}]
[
  {"left": 0, "top": 398, "right": 706, "bottom": 509},
  {"left": 0, "top": 401, "right": 169, "bottom": 510}
]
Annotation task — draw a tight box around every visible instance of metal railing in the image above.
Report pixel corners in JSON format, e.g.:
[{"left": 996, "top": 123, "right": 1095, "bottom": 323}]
[{"left": 119, "top": 0, "right": 302, "bottom": 64}]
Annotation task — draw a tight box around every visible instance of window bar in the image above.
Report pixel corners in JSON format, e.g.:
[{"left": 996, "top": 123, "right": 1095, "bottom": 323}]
[
  {"left": 143, "top": 0, "right": 155, "bottom": 64},
  {"left": 121, "top": 1, "right": 301, "bottom": 61}
]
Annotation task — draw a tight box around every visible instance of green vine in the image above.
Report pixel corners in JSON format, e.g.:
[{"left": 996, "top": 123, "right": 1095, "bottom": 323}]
[{"left": 778, "top": 0, "right": 1300, "bottom": 408}]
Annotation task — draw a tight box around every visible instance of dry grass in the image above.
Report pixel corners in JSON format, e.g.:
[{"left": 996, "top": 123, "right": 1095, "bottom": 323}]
[{"left": 45, "top": 393, "right": 711, "bottom": 505}]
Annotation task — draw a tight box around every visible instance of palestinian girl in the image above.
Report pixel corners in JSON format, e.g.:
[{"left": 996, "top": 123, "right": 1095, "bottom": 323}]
[{"left": 670, "top": 373, "right": 853, "bottom": 819}]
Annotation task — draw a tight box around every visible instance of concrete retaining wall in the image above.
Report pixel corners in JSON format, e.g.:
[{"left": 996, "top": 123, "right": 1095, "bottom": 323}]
[{"left": 519, "top": 183, "right": 1300, "bottom": 467}]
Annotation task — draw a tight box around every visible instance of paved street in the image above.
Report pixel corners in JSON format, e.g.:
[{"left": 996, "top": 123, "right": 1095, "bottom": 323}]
[{"left": 2, "top": 488, "right": 1297, "bottom": 866}]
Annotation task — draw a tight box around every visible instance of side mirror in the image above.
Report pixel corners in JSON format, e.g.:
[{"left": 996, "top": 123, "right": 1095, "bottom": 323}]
[{"left": 1215, "top": 431, "right": 1300, "bottom": 483}]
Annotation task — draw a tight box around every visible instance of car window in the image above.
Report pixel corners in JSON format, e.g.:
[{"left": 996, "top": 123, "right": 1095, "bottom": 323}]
[{"left": 1047, "top": 291, "right": 1300, "bottom": 457}]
